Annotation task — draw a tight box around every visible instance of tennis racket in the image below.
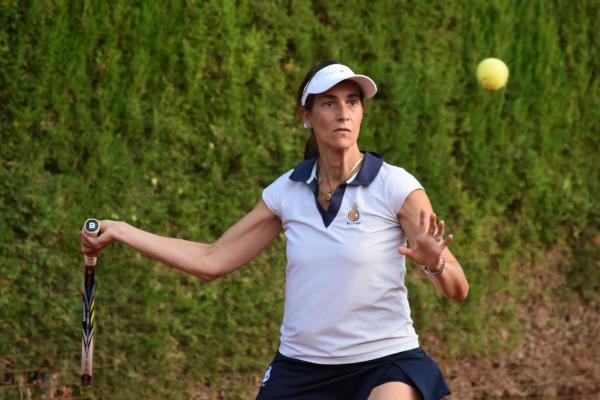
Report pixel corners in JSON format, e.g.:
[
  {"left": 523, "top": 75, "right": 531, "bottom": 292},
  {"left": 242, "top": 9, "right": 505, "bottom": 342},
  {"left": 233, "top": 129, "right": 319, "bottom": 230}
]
[{"left": 81, "top": 218, "right": 100, "bottom": 387}]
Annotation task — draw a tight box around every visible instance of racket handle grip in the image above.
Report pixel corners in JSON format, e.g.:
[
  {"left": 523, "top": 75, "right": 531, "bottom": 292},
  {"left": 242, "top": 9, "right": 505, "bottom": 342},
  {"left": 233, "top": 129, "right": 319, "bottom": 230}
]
[{"left": 83, "top": 219, "right": 101, "bottom": 266}]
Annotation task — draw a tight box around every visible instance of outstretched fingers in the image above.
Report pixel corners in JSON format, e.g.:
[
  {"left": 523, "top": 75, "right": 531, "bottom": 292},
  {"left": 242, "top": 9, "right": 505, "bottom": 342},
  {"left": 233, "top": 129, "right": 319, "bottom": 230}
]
[
  {"left": 442, "top": 234, "right": 454, "bottom": 248},
  {"left": 427, "top": 212, "right": 437, "bottom": 236},
  {"left": 437, "top": 220, "right": 445, "bottom": 237}
]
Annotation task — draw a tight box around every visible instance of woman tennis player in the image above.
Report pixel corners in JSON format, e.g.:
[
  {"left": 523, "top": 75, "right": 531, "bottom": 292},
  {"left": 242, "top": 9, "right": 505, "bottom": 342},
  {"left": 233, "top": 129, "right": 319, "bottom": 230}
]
[{"left": 81, "top": 61, "right": 469, "bottom": 399}]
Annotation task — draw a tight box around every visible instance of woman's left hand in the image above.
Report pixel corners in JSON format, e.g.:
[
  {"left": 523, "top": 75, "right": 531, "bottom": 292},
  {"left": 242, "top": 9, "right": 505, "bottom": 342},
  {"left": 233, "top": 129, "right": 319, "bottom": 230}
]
[{"left": 398, "top": 209, "right": 453, "bottom": 270}]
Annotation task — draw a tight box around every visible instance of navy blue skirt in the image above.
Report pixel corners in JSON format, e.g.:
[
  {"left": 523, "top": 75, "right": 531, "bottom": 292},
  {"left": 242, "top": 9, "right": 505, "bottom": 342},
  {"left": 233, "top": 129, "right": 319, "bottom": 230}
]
[{"left": 256, "top": 347, "right": 450, "bottom": 400}]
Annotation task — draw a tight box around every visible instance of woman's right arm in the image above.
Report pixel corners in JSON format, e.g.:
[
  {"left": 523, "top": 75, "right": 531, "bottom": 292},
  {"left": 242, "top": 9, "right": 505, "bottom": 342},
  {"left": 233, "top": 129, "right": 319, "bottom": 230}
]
[{"left": 80, "top": 199, "right": 282, "bottom": 281}]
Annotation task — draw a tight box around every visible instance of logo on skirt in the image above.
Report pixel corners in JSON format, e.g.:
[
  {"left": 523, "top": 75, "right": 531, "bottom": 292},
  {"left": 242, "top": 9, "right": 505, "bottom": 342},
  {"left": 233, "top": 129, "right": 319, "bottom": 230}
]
[{"left": 261, "top": 365, "right": 272, "bottom": 386}]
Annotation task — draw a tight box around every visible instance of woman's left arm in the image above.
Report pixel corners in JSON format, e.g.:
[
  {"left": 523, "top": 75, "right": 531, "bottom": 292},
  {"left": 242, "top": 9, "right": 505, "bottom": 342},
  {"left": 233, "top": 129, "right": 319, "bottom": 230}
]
[{"left": 397, "top": 189, "right": 469, "bottom": 302}]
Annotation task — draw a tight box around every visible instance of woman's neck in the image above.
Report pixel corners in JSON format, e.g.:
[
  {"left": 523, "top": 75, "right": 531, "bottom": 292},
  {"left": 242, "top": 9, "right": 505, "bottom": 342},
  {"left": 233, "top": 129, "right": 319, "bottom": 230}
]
[{"left": 317, "top": 147, "right": 363, "bottom": 186}]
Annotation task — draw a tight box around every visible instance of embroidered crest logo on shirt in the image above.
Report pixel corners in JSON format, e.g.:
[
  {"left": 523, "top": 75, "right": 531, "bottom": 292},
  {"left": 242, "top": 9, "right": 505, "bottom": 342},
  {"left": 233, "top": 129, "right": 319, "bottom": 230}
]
[{"left": 347, "top": 203, "right": 361, "bottom": 224}]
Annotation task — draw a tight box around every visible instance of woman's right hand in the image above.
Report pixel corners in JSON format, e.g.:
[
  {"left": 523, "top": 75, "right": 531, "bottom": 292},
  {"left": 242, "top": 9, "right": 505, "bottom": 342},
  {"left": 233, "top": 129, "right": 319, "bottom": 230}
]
[{"left": 80, "top": 219, "right": 122, "bottom": 258}]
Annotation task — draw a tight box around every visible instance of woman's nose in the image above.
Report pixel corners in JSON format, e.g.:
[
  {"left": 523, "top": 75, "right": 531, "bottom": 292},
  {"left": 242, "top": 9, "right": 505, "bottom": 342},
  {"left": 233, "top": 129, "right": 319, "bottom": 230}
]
[{"left": 337, "top": 104, "right": 350, "bottom": 120}]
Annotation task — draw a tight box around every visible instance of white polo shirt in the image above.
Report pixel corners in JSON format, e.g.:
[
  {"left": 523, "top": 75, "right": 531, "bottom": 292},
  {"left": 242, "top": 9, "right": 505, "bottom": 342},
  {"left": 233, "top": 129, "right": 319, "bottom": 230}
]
[{"left": 262, "top": 152, "right": 423, "bottom": 364}]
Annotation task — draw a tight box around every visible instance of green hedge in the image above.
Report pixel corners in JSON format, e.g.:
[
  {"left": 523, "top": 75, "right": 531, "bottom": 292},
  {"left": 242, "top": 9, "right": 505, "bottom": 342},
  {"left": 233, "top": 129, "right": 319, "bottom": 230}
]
[{"left": 1, "top": 0, "right": 598, "bottom": 398}]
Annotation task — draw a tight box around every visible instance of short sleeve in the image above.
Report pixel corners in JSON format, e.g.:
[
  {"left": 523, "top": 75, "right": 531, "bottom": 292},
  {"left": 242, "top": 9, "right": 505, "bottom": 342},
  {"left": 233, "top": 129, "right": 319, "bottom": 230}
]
[
  {"left": 261, "top": 170, "right": 293, "bottom": 218},
  {"left": 384, "top": 165, "right": 424, "bottom": 215}
]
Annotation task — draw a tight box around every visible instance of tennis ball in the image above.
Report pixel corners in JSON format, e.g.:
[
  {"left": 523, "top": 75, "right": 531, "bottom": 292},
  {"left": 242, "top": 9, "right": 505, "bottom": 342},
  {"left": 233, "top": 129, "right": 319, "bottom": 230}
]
[{"left": 476, "top": 58, "right": 509, "bottom": 90}]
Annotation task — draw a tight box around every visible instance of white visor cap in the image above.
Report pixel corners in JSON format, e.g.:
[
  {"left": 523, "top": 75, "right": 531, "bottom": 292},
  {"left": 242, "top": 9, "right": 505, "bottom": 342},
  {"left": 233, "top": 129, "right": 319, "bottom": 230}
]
[{"left": 300, "top": 64, "right": 377, "bottom": 107}]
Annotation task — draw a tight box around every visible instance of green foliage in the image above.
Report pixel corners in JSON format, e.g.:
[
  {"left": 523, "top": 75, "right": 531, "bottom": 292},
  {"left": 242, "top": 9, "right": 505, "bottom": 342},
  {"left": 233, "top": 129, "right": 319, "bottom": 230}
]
[{"left": 1, "top": 0, "right": 598, "bottom": 398}]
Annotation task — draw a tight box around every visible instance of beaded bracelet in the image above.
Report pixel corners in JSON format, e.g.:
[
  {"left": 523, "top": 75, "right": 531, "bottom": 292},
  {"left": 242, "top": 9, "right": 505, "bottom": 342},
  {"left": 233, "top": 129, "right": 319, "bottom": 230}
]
[{"left": 421, "top": 257, "right": 445, "bottom": 276}]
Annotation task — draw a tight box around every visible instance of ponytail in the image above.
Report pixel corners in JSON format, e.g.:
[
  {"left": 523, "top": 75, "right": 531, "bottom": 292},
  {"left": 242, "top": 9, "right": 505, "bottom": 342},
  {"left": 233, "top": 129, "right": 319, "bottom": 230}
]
[{"left": 303, "top": 131, "right": 319, "bottom": 160}]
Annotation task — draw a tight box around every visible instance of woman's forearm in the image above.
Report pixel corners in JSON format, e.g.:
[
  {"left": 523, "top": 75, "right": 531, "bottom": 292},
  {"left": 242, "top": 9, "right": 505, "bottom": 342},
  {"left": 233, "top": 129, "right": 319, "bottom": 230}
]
[
  {"left": 115, "top": 222, "right": 217, "bottom": 281},
  {"left": 428, "top": 258, "right": 469, "bottom": 302}
]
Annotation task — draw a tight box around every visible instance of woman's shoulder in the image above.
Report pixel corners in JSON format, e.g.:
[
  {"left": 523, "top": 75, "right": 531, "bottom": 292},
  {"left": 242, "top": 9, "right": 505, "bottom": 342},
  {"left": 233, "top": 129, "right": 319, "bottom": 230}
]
[
  {"left": 266, "top": 168, "right": 295, "bottom": 188},
  {"left": 379, "top": 161, "right": 419, "bottom": 183},
  {"left": 375, "top": 161, "right": 424, "bottom": 213},
  {"left": 378, "top": 160, "right": 424, "bottom": 194},
  {"left": 262, "top": 169, "right": 296, "bottom": 216}
]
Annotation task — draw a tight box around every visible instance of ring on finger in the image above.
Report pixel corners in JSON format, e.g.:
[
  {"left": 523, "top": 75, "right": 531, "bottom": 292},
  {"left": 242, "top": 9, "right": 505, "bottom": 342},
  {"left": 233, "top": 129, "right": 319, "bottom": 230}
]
[{"left": 433, "top": 235, "right": 443, "bottom": 242}]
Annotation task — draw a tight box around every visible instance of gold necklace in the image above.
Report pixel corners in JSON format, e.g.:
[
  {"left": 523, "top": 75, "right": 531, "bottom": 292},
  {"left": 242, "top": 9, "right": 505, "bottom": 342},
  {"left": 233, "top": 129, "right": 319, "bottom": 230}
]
[{"left": 318, "top": 155, "right": 364, "bottom": 202}]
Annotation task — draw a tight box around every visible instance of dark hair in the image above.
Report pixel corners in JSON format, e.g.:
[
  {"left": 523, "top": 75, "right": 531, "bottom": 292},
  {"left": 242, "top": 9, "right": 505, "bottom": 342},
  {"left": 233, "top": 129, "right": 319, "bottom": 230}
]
[
  {"left": 296, "top": 60, "right": 340, "bottom": 159},
  {"left": 297, "top": 61, "right": 366, "bottom": 159}
]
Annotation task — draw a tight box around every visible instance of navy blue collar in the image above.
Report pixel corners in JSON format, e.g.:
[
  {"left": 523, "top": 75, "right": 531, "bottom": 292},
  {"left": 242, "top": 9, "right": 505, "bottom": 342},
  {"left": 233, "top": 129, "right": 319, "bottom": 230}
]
[
  {"left": 289, "top": 152, "right": 384, "bottom": 228},
  {"left": 289, "top": 151, "right": 384, "bottom": 186}
]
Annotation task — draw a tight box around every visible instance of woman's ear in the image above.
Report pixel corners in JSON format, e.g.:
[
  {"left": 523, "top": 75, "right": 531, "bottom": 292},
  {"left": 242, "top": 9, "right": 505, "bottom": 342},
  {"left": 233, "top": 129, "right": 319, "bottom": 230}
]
[{"left": 299, "top": 107, "right": 311, "bottom": 129}]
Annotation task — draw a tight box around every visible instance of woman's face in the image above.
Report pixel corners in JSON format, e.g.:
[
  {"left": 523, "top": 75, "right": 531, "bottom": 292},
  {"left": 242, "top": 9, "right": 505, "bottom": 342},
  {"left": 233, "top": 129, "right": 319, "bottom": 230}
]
[{"left": 303, "top": 80, "right": 364, "bottom": 153}]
